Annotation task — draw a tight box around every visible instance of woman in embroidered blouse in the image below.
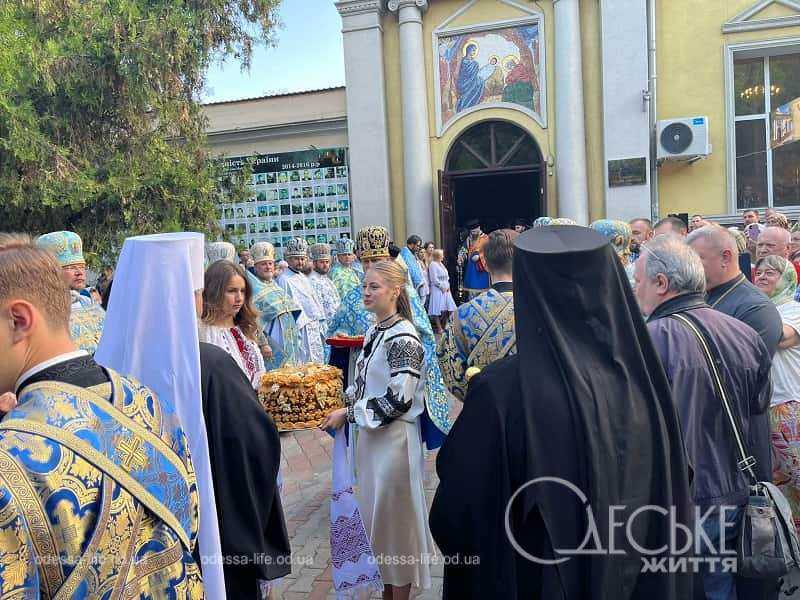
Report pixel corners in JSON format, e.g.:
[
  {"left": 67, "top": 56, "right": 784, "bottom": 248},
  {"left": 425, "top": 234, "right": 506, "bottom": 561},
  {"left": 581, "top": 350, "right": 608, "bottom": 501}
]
[
  {"left": 321, "top": 260, "right": 434, "bottom": 600},
  {"left": 199, "top": 260, "right": 267, "bottom": 388}
]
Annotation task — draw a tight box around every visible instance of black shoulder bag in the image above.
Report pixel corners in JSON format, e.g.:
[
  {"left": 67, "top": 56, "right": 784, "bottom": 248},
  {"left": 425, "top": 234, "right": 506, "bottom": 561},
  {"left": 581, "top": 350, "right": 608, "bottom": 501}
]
[{"left": 670, "top": 312, "right": 800, "bottom": 578}]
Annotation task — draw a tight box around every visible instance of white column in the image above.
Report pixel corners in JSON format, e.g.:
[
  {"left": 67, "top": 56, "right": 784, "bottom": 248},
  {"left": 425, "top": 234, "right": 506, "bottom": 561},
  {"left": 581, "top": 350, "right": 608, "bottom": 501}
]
[
  {"left": 554, "top": 0, "right": 589, "bottom": 225},
  {"left": 388, "top": 0, "right": 434, "bottom": 242},
  {"left": 336, "top": 0, "right": 393, "bottom": 233},
  {"left": 600, "top": 0, "right": 651, "bottom": 222}
]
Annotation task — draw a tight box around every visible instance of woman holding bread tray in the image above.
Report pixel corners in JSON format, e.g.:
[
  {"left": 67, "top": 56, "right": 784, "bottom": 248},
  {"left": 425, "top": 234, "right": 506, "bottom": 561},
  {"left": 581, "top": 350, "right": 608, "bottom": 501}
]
[{"left": 321, "top": 260, "right": 435, "bottom": 600}]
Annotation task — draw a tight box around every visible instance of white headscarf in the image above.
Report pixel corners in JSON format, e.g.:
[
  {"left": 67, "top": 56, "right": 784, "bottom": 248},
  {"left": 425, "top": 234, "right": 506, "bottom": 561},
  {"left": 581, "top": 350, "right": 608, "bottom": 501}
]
[{"left": 95, "top": 232, "right": 226, "bottom": 599}]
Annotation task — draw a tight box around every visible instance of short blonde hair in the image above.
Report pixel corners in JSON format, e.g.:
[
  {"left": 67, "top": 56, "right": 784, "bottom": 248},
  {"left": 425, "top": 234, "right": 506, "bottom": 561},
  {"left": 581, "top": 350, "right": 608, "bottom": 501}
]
[
  {"left": 432, "top": 249, "right": 444, "bottom": 261},
  {"left": 0, "top": 233, "right": 71, "bottom": 330}
]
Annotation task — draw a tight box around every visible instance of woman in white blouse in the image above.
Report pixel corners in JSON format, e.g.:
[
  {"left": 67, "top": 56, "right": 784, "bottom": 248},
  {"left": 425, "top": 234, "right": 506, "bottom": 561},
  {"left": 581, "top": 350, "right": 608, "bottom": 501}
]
[
  {"left": 199, "top": 260, "right": 267, "bottom": 388},
  {"left": 321, "top": 260, "right": 434, "bottom": 600}
]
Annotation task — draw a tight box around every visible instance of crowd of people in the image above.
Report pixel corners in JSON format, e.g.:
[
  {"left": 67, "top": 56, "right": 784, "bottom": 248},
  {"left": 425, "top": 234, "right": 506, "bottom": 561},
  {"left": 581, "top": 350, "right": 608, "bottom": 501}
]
[{"left": 1, "top": 207, "right": 800, "bottom": 599}]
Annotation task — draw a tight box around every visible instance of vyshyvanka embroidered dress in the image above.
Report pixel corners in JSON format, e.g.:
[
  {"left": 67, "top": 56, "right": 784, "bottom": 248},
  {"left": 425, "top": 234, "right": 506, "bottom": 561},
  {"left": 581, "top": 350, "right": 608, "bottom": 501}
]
[{"left": 344, "top": 318, "right": 435, "bottom": 589}]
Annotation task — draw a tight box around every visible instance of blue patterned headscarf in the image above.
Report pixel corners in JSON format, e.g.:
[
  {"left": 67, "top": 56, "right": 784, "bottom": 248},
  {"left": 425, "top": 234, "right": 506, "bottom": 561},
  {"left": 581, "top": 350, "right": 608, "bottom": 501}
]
[
  {"left": 533, "top": 216, "right": 553, "bottom": 228},
  {"left": 590, "top": 219, "right": 632, "bottom": 264}
]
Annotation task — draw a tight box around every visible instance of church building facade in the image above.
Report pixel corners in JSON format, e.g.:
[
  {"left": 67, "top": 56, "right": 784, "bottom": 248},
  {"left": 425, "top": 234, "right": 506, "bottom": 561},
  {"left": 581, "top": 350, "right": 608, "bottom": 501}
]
[
  {"left": 204, "top": 0, "right": 800, "bottom": 257},
  {"left": 336, "top": 0, "right": 800, "bottom": 245}
]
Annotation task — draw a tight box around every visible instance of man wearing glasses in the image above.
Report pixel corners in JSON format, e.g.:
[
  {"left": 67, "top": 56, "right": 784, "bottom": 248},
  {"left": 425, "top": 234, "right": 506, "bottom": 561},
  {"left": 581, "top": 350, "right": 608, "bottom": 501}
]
[{"left": 36, "top": 231, "right": 106, "bottom": 354}]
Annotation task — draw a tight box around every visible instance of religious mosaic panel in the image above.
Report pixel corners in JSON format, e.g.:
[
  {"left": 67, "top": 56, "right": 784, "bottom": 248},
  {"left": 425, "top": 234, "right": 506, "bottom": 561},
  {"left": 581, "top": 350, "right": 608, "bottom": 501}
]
[
  {"left": 436, "top": 19, "right": 544, "bottom": 133},
  {"left": 217, "top": 148, "right": 352, "bottom": 258}
]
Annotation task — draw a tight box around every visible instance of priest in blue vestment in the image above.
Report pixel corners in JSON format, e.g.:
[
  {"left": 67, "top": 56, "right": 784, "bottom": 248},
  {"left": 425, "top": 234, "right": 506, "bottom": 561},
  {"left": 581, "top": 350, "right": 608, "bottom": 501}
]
[
  {"left": 36, "top": 231, "right": 106, "bottom": 354},
  {"left": 249, "top": 241, "right": 303, "bottom": 370},
  {"left": 0, "top": 233, "right": 203, "bottom": 598},
  {"left": 329, "top": 237, "right": 363, "bottom": 300},
  {"left": 438, "top": 229, "right": 518, "bottom": 401}
]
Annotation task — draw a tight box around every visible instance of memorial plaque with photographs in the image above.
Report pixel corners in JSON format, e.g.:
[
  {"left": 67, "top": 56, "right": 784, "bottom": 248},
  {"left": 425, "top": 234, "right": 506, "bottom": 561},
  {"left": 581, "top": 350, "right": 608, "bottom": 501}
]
[{"left": 217, "top": 148, "right": 353, "bottom": 257}]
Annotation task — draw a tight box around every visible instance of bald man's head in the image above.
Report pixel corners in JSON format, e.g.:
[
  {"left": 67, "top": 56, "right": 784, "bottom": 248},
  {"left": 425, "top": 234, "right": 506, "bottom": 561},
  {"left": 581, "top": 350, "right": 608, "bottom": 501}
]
[
  {"left": 756, "top": 226, "right": 791, "bottom": 261},
  {"left": 686, "top": 225, "right": 740, "bottom": 290}
]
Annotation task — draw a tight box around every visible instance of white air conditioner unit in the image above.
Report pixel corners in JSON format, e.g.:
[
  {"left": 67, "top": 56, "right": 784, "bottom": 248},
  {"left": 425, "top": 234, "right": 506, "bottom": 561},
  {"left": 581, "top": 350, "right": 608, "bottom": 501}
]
[{"left": 657, "top": 116, "right": 711, "bottom": 160}]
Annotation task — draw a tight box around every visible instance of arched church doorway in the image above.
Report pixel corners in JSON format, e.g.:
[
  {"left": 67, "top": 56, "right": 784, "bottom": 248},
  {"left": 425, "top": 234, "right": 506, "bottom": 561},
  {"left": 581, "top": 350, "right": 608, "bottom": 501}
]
[{"left": 438, "top": 120, "right": 544, "bottom": 300}]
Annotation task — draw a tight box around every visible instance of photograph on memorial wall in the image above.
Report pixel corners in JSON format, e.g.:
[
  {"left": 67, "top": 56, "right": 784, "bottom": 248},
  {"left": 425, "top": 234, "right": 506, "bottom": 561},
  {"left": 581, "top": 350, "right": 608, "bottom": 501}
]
[
  {"left": 436, "top": 18, "right": 544, "bottom": 133},
  {"left": 217, "top": 147, "right": 352, "bottom": 258}
]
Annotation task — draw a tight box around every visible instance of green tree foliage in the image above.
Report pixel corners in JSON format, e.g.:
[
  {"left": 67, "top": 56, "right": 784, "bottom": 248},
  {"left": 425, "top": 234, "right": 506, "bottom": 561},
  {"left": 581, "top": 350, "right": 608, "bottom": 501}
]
[{"left": 0, "top": 0, "right": 279, "bottom": 264}]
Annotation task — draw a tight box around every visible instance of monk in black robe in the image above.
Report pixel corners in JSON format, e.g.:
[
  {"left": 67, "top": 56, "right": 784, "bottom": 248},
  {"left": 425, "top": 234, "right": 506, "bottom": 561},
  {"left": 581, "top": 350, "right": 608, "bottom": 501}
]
[
  {"left": 199, "top": 342, "right": 291, "bottom": 598},
  {"left": 429, "top": 226, "right": 694, "bottom": 599}
]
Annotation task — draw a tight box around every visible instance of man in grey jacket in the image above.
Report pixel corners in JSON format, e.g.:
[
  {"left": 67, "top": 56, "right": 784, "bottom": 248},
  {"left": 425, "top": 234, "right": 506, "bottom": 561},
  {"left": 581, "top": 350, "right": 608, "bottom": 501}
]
[{"left": 634, "top": 235, "right": 774, "bottom": 600}]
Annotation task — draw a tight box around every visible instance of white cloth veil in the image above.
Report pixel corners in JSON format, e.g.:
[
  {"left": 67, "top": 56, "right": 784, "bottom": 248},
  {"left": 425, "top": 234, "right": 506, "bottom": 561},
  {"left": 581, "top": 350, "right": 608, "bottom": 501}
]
[{"left": 95, "top": 232, "right": 226, "bottom": 599}]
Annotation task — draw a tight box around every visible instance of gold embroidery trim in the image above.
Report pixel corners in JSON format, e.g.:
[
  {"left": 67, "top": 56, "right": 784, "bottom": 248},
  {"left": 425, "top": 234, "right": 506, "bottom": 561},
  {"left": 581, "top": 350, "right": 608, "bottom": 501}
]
[
  {"left": 0, "top": 447, "right": 64, "bottom": 597},
  {"left": 0, "top": 419, "right": 191, "bottom": 550},
  {"left": 122, "top": 543, "right": 184, "bottom": 598},
  {"left": 21, "top": 378, "right": 189, "bottom": 483},
  {"left": 466, "top": 292, "right": 516, "bottom": 367},
  {"left": 111, "top": 504, "right": 144, "bottom": 600},
  {"left": 54, "top": 476, "right": 114, "bottom": 600}
]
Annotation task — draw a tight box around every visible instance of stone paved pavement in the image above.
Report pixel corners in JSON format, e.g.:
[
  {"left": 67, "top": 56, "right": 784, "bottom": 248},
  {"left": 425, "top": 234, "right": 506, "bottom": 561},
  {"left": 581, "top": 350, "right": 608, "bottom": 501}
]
[{"left": 273, "top": 402, "right": 461, "bottom": 600}]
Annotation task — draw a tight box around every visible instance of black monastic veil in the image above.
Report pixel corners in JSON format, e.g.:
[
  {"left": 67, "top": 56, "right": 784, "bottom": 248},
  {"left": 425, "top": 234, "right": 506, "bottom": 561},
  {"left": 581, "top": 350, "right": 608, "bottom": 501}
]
[{"left": 430, "top": 226, "right": 693, "bottom": 600}]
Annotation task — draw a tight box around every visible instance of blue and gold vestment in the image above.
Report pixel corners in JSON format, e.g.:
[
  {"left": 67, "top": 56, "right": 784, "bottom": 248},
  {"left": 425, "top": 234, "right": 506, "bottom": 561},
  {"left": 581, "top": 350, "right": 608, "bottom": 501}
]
[
  {"left": 69, "top": 294, "right": 106, "bottom": 355},
  {"left": 437, "top": 287, "right": 516, "bottom": 401},
  {"left": 328, "top": 264, "right": 362, "bottom": 304},
  {"left": 0, "top": 370, "right": 203, "bottom": 598},
  {"left": 248, "top": 271, "right": 303, "bottom": 371}
]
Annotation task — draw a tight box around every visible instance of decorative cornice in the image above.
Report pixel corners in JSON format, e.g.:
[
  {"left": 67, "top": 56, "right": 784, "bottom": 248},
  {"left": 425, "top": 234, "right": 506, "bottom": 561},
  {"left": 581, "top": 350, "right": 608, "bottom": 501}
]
[
  {"left": 335, "top": 0, "right": 384, "bottom": 17},
  {"left": 722, "top": 0, "right": 800, "bottom": 33},
  {"left": 387, "top": 0, "right": 428, "bottom": 13}
]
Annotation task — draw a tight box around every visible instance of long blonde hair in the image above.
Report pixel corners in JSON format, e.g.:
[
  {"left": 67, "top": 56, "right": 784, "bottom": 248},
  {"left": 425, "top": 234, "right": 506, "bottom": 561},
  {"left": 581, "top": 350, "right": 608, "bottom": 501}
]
[{"left": 369, "top": 260, "right": 413, "bottom": 322}]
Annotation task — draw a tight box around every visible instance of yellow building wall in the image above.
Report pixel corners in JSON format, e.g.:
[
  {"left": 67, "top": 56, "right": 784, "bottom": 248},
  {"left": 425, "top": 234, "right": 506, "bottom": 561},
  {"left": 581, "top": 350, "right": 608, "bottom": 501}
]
[
  {"left": 657, "top": 0, "right": 800, "bottom": 218},
  {"left": 381, "top": 0, "right": 608, "bottom": 240}
]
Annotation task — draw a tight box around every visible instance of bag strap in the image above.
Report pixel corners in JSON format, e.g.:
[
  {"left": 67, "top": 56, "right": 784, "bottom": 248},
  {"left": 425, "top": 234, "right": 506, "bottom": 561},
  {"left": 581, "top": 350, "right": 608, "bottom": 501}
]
[{"left": 668, "top": 312, "right": 759, "bottom": 484}]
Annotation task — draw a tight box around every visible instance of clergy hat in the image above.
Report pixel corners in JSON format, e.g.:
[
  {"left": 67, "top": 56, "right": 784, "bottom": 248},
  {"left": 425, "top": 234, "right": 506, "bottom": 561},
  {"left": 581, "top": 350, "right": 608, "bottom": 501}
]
[
  {"left": 36, "top": 231, "right": 85, "bottom": 267},
  {"left": 285, "top": 237, "right": 309, "bottom": 258},
  {"left": 251, "top": 241, "right": 275, "bottom": 264},
  {"left": 590, "top": 219, "right": 632, "bottom": 261},
  {"left": 309, "top": 243, "right": 332, "bottom": 261},
  {"left": 356, "top": 226, "right": 390, "bottom": 260},
  {"left": 205, "top": 241, "right": 237, "bottom": 265},
  {"left": 334, "top": 237, "right": 356, "bottom": 255}
]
